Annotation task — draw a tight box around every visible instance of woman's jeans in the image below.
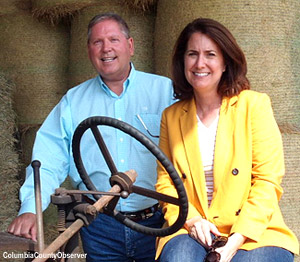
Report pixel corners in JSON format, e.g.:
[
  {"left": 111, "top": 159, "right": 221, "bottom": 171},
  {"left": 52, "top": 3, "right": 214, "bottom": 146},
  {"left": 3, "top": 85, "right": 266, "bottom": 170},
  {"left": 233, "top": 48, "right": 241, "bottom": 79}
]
[
  {"left": 80, "top": 210, "right": 164, "bottom": 262},
  {"left": 159, "top": 234, "right": 294, "bottom": 262}
]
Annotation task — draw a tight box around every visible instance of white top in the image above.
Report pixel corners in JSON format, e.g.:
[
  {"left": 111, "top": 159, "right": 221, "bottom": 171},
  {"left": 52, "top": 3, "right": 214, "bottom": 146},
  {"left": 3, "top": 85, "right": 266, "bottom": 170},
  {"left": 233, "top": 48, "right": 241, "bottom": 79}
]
[{"left": 197, "top": 114, "right": 219, "bottom": 206}]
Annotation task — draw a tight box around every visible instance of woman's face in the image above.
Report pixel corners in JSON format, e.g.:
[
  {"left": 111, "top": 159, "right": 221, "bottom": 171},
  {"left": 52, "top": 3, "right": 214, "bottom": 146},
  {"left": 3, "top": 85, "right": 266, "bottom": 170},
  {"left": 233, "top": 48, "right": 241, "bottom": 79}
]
[{"left": 184, "top": 32, "right": 225, "bottom": 95}]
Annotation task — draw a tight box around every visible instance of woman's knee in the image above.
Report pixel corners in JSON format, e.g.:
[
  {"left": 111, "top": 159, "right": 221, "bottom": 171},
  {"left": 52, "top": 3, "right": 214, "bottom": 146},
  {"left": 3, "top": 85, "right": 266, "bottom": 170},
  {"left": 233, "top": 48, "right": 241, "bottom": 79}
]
[
  {"left": 231, "top": 246, "right": 294, "bottom": 262},
  {"left": 159, "top": 234, "right": 206, "bottom": 262}
]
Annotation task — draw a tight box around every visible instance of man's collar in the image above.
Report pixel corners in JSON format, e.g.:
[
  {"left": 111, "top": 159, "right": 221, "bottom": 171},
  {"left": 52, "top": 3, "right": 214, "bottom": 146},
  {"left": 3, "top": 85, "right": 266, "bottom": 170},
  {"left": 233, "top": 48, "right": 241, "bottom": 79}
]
[{"left": 97, "top": 62, "right": 136, "bottom": 98}]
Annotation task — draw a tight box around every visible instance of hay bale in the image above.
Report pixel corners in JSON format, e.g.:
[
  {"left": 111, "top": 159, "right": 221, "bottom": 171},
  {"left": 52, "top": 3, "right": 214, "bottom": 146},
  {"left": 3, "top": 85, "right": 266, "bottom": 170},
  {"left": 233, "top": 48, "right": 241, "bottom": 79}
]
[
  {"left": 154, "top": 0, "right": 300, "bottom": 125},
  {"left": 280, "top": 134, "right": 300, "bottom": 261},
  {"left": 18, "top": 124, "right": 40, "bottom": 171},
  {"left": 122, "top": 0, "right": 157, "bottom": 12},
  {"left": 0, "top": 0, "right": 19, "bottom": 15},
  {"left": 278, "top": 123, "right": 300, "bottom": 135},
  {"left": 0, "top": 73, "right": 20, "bottom": 232},
  {"left": 68, "top": 0, "right": 155, "bottom": 87},
  {"left": 0, "top": 10, "right": 70, "bottom": 125},
  {"left": 0, "top": 0, "right": 31, "bottom": 15},
  {"left": 31, "top": 0, "right": 99, "bottom": 25}
]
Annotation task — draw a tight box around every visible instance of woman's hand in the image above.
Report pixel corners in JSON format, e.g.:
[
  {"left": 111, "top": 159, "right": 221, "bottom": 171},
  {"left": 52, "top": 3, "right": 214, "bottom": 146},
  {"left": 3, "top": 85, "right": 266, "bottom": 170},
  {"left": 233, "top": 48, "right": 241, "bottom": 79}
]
[
  {"left": 216, "top": 233, "right": 246, "bottom": 262},
  {"left": 185, "top": 216, "right": 221, "bottom": 247}
]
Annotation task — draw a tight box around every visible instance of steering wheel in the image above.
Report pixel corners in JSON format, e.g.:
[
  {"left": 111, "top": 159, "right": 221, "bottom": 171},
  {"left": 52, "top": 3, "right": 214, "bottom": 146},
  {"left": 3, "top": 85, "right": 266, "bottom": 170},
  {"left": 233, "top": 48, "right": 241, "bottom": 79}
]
[{"left": 72, "top": 116, "right": 188, "bottom": 237}]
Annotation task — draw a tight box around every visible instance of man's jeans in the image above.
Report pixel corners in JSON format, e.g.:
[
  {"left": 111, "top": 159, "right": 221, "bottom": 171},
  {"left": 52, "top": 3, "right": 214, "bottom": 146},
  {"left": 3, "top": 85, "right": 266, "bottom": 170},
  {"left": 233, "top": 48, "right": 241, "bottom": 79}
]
[
  {"left": 159, "top": 234, "right": 294, "bottom": 262},
  {"left": 80, "top": 210, "right": 164, "bottom": 262}
]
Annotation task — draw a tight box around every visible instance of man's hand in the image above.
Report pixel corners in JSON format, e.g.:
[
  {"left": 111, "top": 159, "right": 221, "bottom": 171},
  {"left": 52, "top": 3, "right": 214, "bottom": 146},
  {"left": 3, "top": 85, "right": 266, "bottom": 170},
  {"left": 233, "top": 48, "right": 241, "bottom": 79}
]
[{"left": 7, "top": 213, "right": 37, "bottom": 241}]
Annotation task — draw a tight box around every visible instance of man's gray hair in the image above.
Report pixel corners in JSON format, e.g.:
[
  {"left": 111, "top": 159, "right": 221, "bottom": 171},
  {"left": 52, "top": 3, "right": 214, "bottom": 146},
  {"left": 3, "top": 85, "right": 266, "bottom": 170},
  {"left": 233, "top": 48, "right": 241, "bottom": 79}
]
[{"left": 87, "top": 13, "right": 130, "bottom": 43}]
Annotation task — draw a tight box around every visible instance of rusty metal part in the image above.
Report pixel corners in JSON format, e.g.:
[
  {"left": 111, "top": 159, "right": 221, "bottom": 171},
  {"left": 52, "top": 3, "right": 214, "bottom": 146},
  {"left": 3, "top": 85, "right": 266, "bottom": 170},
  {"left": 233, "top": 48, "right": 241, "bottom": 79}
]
[
  {"left": 32, "top": 160, "right": 45, "bottom": 253},
  {"left": 104, "top": 170, "right": 137, "bottom": 215},
  {"left": 0, "top": 232, "right": 37, "bottom": 251},
  {"left": 73, "top": 203, "right": 97, "bottom": 216},
  {"left": 57, "top": 206, "right": 67, "bottom": 233},
  {"left": 32, "top": 170, "right": 137, "bottom": 262},
  {"left": 73, "top": 203, "right": 98, "bottom": 226},
  {"left": 110, "top": 172, "right": 134, "bottom": 192}
]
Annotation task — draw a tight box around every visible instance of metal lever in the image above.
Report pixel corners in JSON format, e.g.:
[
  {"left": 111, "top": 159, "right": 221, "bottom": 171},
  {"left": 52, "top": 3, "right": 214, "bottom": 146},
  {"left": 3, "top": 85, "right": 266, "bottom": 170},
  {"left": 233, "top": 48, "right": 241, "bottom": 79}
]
[
  {"left": 54, "top": 188, "right": 129, "bottom": 199},
  {"left": 32, "top": 160, "right": 45, "bottom": 253},
  {"left": 32, "top": 170, "right": 137, "bottom": 262}
]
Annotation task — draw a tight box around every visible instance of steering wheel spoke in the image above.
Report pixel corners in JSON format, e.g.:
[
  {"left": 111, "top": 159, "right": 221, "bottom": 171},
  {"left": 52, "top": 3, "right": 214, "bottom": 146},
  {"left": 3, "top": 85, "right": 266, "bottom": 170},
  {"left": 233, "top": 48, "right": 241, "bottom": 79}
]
[
  {"left": 131, "top": 185, "right": 180, "bottom": 206},
  {"left": 90, "top": 125, "right": 118, "bottom": 175}
]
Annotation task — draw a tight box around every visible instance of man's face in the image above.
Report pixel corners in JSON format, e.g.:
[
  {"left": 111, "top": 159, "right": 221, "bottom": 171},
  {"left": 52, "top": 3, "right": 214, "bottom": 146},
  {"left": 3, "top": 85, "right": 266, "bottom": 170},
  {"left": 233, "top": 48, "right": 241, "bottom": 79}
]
[{"left": 88, "top": 19, "right": 134, "bottom": 84}]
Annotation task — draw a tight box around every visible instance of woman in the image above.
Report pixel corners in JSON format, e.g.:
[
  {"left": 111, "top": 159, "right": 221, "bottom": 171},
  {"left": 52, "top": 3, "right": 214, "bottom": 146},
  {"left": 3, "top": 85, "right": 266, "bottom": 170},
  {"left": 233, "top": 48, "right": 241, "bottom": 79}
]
[{"left": 156, "top": 18, "right": 299, "bottom": 262}]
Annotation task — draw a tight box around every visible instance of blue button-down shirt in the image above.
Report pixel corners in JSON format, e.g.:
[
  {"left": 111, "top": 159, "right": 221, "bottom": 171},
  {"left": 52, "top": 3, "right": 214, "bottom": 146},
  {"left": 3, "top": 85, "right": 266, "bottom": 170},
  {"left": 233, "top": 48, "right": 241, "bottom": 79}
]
[{"left": 19, "top": 64, "right": 174, "bottom": 214}]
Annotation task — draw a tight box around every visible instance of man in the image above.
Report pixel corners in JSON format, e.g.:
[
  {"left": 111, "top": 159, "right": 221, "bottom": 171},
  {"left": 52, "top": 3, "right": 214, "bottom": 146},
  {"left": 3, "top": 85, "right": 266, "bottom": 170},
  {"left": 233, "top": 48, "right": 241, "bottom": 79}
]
[{"left": 8, "top": 13, "right": 174, "bottom": 261}]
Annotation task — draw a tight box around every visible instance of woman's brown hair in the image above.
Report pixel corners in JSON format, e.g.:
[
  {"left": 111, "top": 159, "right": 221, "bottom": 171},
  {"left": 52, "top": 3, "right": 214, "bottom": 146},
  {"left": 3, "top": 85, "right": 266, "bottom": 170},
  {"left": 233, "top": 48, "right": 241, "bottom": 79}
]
[{"left": 172, "top": 18, "right": 250, "bottom": 100}]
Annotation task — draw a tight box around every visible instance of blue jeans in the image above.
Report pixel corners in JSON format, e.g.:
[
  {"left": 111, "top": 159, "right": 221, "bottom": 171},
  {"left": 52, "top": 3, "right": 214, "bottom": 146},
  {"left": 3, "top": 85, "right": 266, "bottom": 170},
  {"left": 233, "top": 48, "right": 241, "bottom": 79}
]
[
  {"left": 159, "top": 234, "right": 294, "bottom": 262},
  {"left": 80, "top": 210, "right": 164, "bottom": 262}
]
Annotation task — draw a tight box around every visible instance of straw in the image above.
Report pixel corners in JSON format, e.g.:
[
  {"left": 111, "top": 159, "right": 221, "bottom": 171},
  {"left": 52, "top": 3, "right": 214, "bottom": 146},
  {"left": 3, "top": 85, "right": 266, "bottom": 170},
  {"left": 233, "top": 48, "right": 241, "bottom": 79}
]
[
  {"left": 31, "top": 0, "right": 98, "bottom": 25},
  {"left": 0, "top": 10, "right": 70, "bottom": 125},
  {"left": 0, "top": 72, "right": 20, "bottom": 232}
]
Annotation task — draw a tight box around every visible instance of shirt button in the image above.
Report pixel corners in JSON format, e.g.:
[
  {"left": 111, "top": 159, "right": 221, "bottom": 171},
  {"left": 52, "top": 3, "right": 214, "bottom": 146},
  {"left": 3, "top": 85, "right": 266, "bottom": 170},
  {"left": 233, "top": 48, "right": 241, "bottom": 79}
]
[
  {"left": 120, "top": 159, "right": 125, "bottom": 163},
  {"left": 232, "top": 168, "right": 239, "bottom": 175},
  {"left": 235, "top": 209, "right": 241, "bottom": 216},
  {"left": 120, "top": 138, "right": 123, "bottom": 142},
  {"left": 118, "top": 117, "right": 122, "bottom": 121}
]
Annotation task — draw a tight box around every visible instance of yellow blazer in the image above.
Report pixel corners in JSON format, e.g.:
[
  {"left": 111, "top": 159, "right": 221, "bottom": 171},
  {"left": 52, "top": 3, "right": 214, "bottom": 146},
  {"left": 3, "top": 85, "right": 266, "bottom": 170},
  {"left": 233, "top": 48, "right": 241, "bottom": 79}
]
[{"left": 156, "top": 90, "right": 299, "bottom": 258}]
